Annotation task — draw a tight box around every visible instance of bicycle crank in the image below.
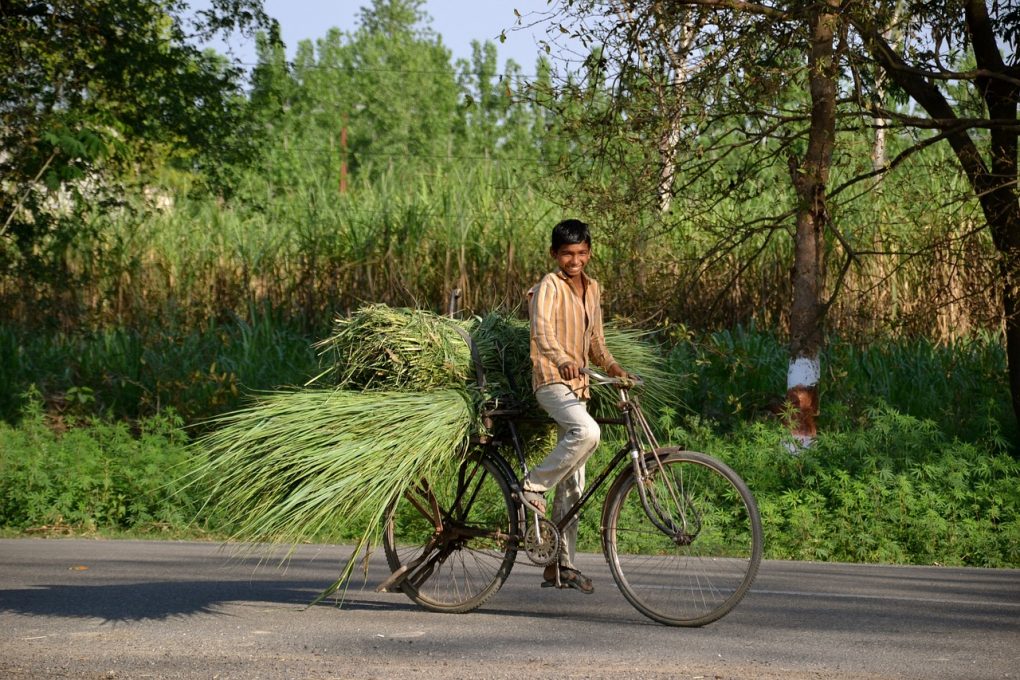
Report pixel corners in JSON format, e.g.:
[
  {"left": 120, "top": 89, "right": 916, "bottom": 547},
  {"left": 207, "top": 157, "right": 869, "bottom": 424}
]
[{"left": 523, "top": 517, "right": 561, "bottom": 565}]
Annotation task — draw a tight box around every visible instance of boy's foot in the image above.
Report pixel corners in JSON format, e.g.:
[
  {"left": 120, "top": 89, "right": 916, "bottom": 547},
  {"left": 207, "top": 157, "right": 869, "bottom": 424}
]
[
  {"left": 520, "top": 489, "right": 547, "bottom": 515},
  {"left": 541, "top": 565, "right": 594, "bottom": 594}
]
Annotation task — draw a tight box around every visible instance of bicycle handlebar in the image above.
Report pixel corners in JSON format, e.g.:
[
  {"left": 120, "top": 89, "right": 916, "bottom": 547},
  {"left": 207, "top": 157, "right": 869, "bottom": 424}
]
[{"left": 581, "top": 367, "right": 644, "bottom": 389}]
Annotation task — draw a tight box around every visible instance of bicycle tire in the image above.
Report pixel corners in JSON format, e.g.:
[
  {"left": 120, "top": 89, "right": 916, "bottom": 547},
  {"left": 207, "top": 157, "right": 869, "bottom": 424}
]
[
  {"left": 383, "top": 449, "right": 521, "bottom": 613},
  {"left": 602, "top": 448, "right": 762, "bottom": 627}
]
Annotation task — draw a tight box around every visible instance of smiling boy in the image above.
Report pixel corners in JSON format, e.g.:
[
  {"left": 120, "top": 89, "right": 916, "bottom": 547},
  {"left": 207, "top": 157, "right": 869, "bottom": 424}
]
[{"left": 522, "top": 218, "right": 627, "bottom": 594}]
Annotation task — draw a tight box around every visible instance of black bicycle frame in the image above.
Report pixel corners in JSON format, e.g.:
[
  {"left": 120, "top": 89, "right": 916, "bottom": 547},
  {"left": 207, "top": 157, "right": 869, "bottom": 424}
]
[
  {"left": 499, "top": 401, "right": 640, "bottom": 535},
  {"left": 498, "top": 390, "right": 685, "bottom": 541}
]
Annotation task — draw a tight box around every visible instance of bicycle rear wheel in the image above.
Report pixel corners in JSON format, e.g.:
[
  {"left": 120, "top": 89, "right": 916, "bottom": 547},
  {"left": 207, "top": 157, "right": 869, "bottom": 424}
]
[
  {"left": 383, "top": 449, "right": 521, "bottom": 613},
  {"left": 602, "top": 448, "right": 762, "bottom": 627}
]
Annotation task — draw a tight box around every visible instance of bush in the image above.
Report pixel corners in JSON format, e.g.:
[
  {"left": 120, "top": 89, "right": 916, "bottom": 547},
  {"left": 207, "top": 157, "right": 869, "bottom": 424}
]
[
  {"left": 660, "top": 407, "right": 1020, "bottom": 567},
  {"left": 0, "top": 390, "right": 206, "bottom": 533}
]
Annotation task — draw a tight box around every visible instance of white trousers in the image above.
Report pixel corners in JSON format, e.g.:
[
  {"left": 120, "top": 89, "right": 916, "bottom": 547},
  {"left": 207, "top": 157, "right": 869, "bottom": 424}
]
[{"left": 526, "top": 383, "right": 601, "bottom": 568}]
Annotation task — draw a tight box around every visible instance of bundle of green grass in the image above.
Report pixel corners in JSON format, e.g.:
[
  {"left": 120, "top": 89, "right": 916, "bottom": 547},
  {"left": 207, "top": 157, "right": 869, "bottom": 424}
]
[{"left": 191, "top": 304, "right": 677, "bottom": 597}]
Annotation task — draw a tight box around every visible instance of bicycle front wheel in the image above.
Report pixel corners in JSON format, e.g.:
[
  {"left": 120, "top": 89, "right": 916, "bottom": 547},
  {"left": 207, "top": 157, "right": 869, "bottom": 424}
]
[
  {"left": 602, "top": 448, "right": 762, "bottom": 627},
  {"left": 383, "top": 449, "right": 521, "bottom": 613}
]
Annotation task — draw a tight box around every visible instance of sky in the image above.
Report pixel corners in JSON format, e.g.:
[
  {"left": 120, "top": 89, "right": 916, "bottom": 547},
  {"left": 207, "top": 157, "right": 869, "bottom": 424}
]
[{"left": 200, "top": 0, "right": 564, "bottom": 75}]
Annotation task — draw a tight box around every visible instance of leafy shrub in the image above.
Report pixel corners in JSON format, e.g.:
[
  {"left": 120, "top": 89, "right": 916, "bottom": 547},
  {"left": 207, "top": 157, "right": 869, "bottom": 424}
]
[
  {"left": 0, "top": 391, "right": 206, "bottom": 532},
  {"left": 661, "top": 407, "right": 1020, "bottom": 567}
]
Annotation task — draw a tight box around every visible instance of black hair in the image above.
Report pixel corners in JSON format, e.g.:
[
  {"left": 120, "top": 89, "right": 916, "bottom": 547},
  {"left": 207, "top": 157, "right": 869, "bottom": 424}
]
[{"left": 550, "top": 218, "right": 592, "bottom": 251}]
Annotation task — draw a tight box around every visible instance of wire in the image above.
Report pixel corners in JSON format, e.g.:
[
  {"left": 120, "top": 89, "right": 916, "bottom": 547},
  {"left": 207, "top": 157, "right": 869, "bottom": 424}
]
[{"left": 193, "top": 203, "right": 559, "bottom": 231}]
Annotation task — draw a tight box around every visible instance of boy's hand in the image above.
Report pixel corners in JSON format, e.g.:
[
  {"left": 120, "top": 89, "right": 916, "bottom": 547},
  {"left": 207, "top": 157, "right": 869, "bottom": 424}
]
[
  {"left": 558, "top": 361, "right": 581, "bottom": 381},
  {"left": 607, "top": 363, "right": 627, "bottom": 378}
]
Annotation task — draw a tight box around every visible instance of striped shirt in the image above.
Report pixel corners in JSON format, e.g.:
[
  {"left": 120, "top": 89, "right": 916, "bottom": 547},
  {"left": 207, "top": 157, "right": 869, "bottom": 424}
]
[{"left": 529, "top": 270, "right": 617, "bottom": 400}]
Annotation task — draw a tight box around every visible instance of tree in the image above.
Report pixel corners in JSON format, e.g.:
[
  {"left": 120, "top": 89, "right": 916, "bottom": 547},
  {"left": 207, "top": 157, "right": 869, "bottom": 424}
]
[
  {"left": 455, "top": 40, "right": 536, "bottom": 157},
  {"left": 246, "top": 0, "right": 462, "bottom": 188},
  {"left": 529, "top": 0, "right": 844, "bottom": 445},
  {"left": 846, "top": 0, "right": 1020, "bottom": 438},
  {"left": 0, "top": 0, "right": 276, "bottom": 285}
]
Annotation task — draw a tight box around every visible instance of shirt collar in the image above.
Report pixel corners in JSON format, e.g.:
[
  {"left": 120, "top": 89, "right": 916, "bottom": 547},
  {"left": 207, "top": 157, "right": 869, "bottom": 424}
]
[{"left": 555, "top": 269, "right": 590, "bottom": 285}]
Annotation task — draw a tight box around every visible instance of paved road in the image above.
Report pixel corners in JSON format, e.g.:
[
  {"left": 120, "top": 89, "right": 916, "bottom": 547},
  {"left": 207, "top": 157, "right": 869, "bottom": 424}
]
[{"left": 0, "top": 538, "right": 1017, "bottom": 679}]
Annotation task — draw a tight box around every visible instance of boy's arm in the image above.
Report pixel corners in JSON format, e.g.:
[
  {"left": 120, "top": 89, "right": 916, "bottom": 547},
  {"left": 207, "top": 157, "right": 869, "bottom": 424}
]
[{"left": 531, "top": 276, "right": 573, "bottom": 369}]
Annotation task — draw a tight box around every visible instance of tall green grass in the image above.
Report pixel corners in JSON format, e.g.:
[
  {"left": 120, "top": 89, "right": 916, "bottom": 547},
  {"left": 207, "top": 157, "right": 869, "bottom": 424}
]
[
  {"left": 667, "top": 325, "right": 1014, "bottom": 445},
  {"left": 2, "top": 138, "right": 1000, "bottom": 348},
  {"left": 0, "top": 306, "right": 317, "bottom": 424},
  {"left": 62, "top": 164, "right": 557, "bottom": 330}
]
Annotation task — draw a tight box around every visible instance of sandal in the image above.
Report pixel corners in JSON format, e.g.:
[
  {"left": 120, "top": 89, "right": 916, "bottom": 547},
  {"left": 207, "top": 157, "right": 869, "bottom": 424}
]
[
  {"left": 520, "top": 489, "right": 547, "bottom": 515},
  {"left": 541, "top": 566, "right": 594, "bottom": 594}
]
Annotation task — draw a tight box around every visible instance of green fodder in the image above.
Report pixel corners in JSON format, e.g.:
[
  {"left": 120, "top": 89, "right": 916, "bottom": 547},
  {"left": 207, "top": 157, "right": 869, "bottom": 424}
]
[
  {"left": 189, "top": 304, "right": 678, "bottom": 594},
  {"left": 471, "top": 310, "right": 533, "bottom": 405},
  {"left": 313, "top": 304, "right": 472, "bottom": 391},
  {"left": 597, "top": 324, "right": 682, "bottom": 426},
  {"left": 188, "top": 387, "right": 478, "bottom": 596},
  {"left": 311, "top": 305, "right": 676, "bottom": 417}
]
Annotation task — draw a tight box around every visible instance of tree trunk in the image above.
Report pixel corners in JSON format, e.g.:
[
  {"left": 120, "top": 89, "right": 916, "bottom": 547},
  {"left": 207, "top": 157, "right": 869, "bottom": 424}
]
[
  {"left": 658, "top": 113, "right": 683, "bottom": 214},
  {"left": 785, "top": 0, "right": 840, "bottom": 448},
  {"left": 968, "top": 2, "right": 1020, "bottom": 442},
  {"left": 870, "top": 2, "right": 905, "bottom": 173}
]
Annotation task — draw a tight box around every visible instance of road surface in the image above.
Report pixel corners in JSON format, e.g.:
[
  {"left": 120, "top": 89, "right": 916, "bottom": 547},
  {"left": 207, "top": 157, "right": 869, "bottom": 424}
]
[{"left": 1, "top": 539, "right": 1017, "bottom": 679}]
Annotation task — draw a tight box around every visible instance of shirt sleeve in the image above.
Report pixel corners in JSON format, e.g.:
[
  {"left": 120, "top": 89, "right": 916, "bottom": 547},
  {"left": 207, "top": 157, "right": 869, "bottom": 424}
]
[
  {"left": 531, "top": 275, "right": 573, "bottom": 368},
  {"left": 587, "top": 280, "right": 618, "bottom": 370}
]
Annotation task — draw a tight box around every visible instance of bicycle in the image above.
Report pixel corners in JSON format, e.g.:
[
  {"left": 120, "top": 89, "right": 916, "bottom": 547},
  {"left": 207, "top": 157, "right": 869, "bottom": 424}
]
[{"left": 378, "top": 366, "right": 763, "bottom": 627}]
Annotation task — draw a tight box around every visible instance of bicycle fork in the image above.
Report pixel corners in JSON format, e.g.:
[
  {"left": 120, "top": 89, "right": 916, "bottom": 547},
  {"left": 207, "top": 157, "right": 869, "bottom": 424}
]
[{"left": 626, "top": 398, "right": 697, "bottom": 544}]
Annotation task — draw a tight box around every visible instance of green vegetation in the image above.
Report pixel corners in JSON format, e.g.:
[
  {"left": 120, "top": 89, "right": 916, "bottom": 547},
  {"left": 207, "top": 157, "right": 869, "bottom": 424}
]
[
  {"left": 0, "top": 391, "right": 207, "bottom": 536},
  {"left": 1, "top": 1, "right": 1016, "bottom": 569},
  {"left": 0, "top": 308, "right": 317, "bottom": 424},
  {"left": 3, "top": 381, "right": 1015, "bottom": 567},
  {"left": 669, "top": 326, "right": 1014, "bottom": 445},
  {"left": 675, "top": 410, "right": 1020, "bottom": 568},
  {"left": 559, "top": 376, "right": 1019, "bottom": 568}
]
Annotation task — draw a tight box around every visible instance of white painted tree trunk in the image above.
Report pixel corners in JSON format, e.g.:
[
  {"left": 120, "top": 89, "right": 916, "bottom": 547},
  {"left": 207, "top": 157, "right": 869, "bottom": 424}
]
[
  {"left": 784, "top": 0, "right": 838, "bottom": 453},
  {"left": 786, "top": 355, "right": 820, "bottom": 451}
]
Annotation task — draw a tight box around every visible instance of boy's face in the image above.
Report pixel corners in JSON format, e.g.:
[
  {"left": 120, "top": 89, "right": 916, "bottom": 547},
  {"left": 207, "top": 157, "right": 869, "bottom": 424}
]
[{"left": 551, "top": 242, "right": 591, "bottom": 280}]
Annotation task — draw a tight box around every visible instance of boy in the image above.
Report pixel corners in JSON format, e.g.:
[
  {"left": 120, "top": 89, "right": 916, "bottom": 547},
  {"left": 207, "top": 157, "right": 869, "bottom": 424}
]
[{"left": 522, "top": 218, "right": 627, "bottom": 594}]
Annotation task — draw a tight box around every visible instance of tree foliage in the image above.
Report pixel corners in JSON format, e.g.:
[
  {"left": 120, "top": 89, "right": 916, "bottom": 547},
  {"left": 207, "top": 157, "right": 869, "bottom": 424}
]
[
  {"left": 240, "top": 0, "right": 552, "bottom": 212},
  {"left": 0, "top": 0, "right": 276, "bottom": 277}
]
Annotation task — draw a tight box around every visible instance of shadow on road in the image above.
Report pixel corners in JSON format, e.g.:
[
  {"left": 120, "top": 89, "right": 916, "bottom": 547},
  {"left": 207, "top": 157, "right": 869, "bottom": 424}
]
[{"left": 0, "top": 579, "right": 380, "bottom": 623}]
